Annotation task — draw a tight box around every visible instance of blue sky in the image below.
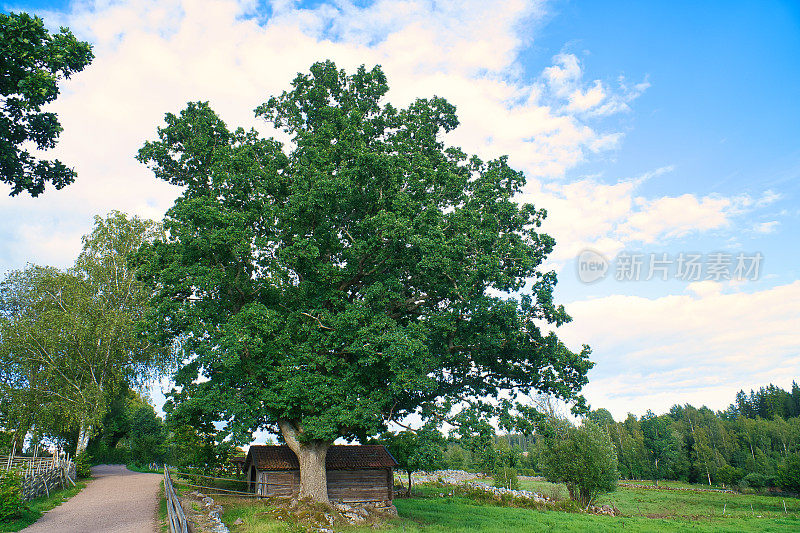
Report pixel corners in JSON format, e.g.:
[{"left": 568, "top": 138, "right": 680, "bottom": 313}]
[{"left": 2, "top": 0, "right": 799, "bottom": 421}]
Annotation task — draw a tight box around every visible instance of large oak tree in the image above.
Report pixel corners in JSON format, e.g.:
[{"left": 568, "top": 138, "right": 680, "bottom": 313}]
[{"left": 137, "top": 61, "right": 592, "bottom": 502}]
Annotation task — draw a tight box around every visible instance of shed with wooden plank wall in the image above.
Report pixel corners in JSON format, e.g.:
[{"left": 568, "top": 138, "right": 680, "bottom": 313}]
[{"left": 243, "top": 445, "right": 398, "bottom": 503}]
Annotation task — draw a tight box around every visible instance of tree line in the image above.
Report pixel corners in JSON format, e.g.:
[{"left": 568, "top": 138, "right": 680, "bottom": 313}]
[{"left": 586, "top": 384, "right": 800, "bottom": 490}]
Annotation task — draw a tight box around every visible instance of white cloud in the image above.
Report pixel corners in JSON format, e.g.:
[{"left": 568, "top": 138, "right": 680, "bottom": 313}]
[
  {"left": 753, "top": 221, "right": 779, "bottom": 234},
  {"left": 560, "top": 281, "right": 800, "bottom": 418},
  {"left": 0, "top": 0, "right": 642, "bottom": 274},
  {"left": 618, "top": 194, "right": 734, "bottom": 243},
  {"left": 686, "top": 280, "right": 723, "bottom": 298},
  {"left": 525, "top": 168, "right": 778, "bottom": 261},
  {"left": 542, "top": 53, "right": 649, "bottom": 117}
]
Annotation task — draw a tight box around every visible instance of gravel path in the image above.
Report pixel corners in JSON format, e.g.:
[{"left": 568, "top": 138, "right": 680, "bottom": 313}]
[{"left": 22, "top": 464, "right": 161, "bottom": 533}]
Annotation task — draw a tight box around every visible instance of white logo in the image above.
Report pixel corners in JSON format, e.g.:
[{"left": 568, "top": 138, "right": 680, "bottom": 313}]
[{"left": 577, "top": 249, "right": 609, "bottom": 283}]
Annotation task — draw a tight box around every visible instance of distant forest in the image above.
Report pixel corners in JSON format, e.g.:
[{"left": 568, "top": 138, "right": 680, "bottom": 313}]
[
  {"left": 445, "top": 382, "right": 800, "bottom": 489},
  {"left": 587, "top": 382, "right": 800, "bottom": 487}
]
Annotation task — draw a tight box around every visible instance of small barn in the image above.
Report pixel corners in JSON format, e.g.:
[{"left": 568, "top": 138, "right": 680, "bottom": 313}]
[{"left": 243, "top": 445, "right": 398, "bottom": 503}]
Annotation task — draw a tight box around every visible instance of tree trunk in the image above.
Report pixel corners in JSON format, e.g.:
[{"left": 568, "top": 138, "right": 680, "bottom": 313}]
[
  {"left": 654, "top": 458, "right": 659, "bottom": 487},
  {"left": 11, "top": 421, "right": 30, "bottom": 453},
  {"left": 407, "top": 470, "right": 412, "bottom": 497},
  {"left": 279, "top": 419, "right": 331, "bottom": 503},
  {"left": 76, "top": 422, "right": 91, "bottom": 456}
]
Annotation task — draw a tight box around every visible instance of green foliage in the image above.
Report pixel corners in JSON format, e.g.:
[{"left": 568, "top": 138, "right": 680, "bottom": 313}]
[
  {"left": 780, "top": 453, "right": 800, "bottom": 492},
  {"left": 0, "top": 432, "right": 12, "bottom": 455},
  {"left": 0, "top": 470, "right": 23, "bottom": 521},
  {"left": 539, "top": 419, "right": 618, "bottom": 507},
  {"left": 715, "top": 464, "right": 742, "bottom": 486},
  {"left": 163, "top": 396, "right": 235, "bottom": 474},
  {"left": 442, "top": 443, "right": 472, "bottom": 471},
  {"left": 741, "top": 472, "right": 768, "bottom": 489},
  {"left": 640, "top": 410, "right": 681, "bottom": 482},
  {"left": 136, "top": 60, "right": 592, "bottom": 454},
  {"left": 0, "top": 12, "right": 93, "bottom": 197},
  {"left": 587, "top": 408, "right": 615, "bottom": 428},
  {"left": 492, "top": 467, "right": 519, "bottom": 490},
  {"left": 74, "top": 451, "right": 91, "bottom": 479},
  {"left": 381, "top": 427, "right": 445, "bottom": 474},
  {"left": 0, "top": 213, "right": 164, "bottom": 454},
  {"left": 599, "top": 393, "right": 800, "bottom": 489},
  {"left": 729, "top": 382, "right": 800, "bottom": 420},
  {"left": 0, "top": 479, "right": 87, "bottom": 532},
  {"left": 86, "top": 387, "right": 166, "bottom": 465}
]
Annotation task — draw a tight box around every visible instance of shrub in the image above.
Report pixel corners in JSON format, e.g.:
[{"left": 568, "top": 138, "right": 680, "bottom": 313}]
[
  {"left": 715, "top": 464, "right": 742, "bottom": 486},
  {"left": 0, "top": 470, "right": 24, "bottom": 521},
  {"left": 75, "top": 451, "right": 92, "bottom": 479},
  {"left": 741, "top": 472, "right": 768, "bottom": 489},
  {"left": 492, "top": 467, "right": 520, "bottom": 489},
  {"left": 539, "top": 419, "right": 618, "bottom": 507}
]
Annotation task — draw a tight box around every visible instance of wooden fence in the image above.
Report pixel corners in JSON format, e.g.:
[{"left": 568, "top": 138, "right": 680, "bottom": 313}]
[
  {"left": 21, "top": 463, "right": 76, "bottom": 500},
  {"left": 2, "top": 453, "right": 76, "bottom": 501},
  {"left": 164, "top": 466, "right": 189, "bottom": 533}
]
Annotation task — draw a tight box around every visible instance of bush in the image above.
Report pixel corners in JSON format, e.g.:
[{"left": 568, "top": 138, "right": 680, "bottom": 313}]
[
  {"left": 741, "top": 472, "right": 768, "bottom": 489},
  {"left": 88, "top": 445, "right": 129, "bottom": 465},
  {"left": 75, "top": 451, "right": 92, "bottom": 479},
  {"left": 492, "top": 467, "right": 520, "bottom": 489},
  {"left": 715, "top": 464, "right": 742, "bottom": 486},
  {"left": 539, "top": 419, "right": 618, "bottom": 507},
  {"left": 0, "top": 470, "right": 24, "bottom": 521}
]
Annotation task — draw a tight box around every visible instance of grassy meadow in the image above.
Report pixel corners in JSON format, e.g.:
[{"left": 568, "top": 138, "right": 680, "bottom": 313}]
[{"left": 218, "top": 477, "right": 800, "bottom": 533}]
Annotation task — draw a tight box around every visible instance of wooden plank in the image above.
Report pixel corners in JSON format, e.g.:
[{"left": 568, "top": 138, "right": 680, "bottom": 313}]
[{"left": 327, "top": 469, "right": 389, "bottom": 502}]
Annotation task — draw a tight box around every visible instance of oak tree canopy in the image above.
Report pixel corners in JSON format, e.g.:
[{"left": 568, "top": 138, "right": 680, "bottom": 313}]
[
  {"left": 137, "top": 61, "right": 592, "bottom": 502},
  {"left": 0, "top": 12, "right": 93, "bottom": 196}
]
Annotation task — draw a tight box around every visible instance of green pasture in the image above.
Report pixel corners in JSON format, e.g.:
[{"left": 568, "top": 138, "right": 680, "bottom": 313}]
[{"left": 220, "top": 479, "right": 800, "bottom": 533}]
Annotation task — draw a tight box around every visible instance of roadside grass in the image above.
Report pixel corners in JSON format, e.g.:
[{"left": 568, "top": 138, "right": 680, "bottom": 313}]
[
  {"left": 0, "top": 480, "right": 88, "bottom": 532},
  {"left": 127, "top": 463, "right": 162, "bottom": 474},
  {"left": 158, "top": 481, "right": 168, "bottom": 533}
]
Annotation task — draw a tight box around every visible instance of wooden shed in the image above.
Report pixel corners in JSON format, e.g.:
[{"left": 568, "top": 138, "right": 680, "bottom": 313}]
[{"left": 243, "top": 445, "right": 398, "bottom": 503}]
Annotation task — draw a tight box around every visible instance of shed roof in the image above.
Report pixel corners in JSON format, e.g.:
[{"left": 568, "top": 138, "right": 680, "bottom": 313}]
[{"left": 245, "top": 445, "right": 398, "bottom": 471}]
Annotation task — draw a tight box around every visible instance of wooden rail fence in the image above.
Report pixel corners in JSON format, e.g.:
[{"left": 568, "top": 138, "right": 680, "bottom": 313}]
[
  {"left": 2, "top": 453, "right": 76, "bottom": 501},
  {"left": 164, "top": 466, "right": 189, "bottom": 533}
]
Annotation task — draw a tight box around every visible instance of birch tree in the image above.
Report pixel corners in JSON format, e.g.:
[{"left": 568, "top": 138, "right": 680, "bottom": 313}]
[{"left": 0, "top": 212, "right": 164, "bottom": 453}]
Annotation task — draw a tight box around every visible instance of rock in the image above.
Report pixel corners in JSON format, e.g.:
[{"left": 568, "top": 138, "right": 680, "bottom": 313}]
[
  {"left": 333, "top": 502, "right": 354, "bottom": 513},
  {"left": 233, "top": 518, "right": 244, "bottom": 525},
  {"left": 343, "top": 512, "right": 366, "bottom": 524}
]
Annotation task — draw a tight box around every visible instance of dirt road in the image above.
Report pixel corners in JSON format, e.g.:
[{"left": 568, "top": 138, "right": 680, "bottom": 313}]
[{"left": 23, "top": 464, "right": 161, "bottom": 533}]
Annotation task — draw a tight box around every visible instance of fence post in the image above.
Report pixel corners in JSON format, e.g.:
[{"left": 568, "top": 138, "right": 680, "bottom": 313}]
[{"left": 164, "top": 465, "right": 188, "bottom": 533}]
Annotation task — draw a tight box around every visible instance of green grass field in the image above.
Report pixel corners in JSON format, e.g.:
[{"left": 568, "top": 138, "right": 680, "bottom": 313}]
[
  {"left": 0, "top": 480, "right": 88, "bottom": 532},
  {"left": 220, "top": 479, "right": 800, "bottom": 533}
]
